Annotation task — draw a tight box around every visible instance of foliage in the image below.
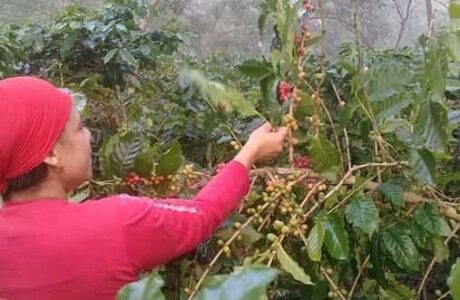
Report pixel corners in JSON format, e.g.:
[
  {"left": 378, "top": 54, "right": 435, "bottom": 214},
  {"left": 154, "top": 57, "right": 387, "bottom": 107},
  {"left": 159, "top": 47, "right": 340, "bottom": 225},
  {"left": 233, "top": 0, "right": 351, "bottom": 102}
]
[
  {"left": 195, "top": 265, "right": 278, "bottom": 300},
  {"left": 1, "top": 0, "right": 460, "bottom": 299},
  {"left": 117, "top": 271, "right": 165, "bottom": 300},
  {"left": 449, "top": 258, "right": 460, "bottom": 300}
]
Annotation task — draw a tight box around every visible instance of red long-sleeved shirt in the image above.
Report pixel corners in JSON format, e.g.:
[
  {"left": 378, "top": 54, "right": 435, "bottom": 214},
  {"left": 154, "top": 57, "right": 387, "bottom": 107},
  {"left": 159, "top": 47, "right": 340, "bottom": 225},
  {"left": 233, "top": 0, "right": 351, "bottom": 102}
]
[{"left": 0, "top": 161, "right": 250, "bottom": 300}]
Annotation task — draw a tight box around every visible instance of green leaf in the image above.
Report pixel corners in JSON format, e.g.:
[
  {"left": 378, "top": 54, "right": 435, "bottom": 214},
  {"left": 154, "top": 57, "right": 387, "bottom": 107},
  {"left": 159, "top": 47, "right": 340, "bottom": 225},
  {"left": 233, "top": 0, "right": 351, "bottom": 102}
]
[
  {"left": 319, "top": 213, "right": 349, "bottom": 260},
  {"left": 304, "top": 35, "right": 323, "bottom": 47},
  {"left": 157, "top": 141, "right": 183, "bottom": 176},
  {"left": 409, "top": 148, "right": 436, "bottom": 184},
  {"left": 216, "top": 226, "right": 262, "bottom": 246},
  {"left": 368, "top": 62, "right": 413, "bottom": 101},
  {"left": 380, "top": 273, "right": 417, "bottom": 299},
  {"left": 305, "top": 223, "right": 325, "bottom": 262},
  {"left": 308, "top": 135, "right": 341, "bottom": 181},
  {"left": 416, "top": 101, "right": 450, "bottom": 153},
  {"left": 410, "top": 219, "right": 430, "bottom": 249},
  {"left": 103, "top": 49, "right": 118, "bottom": 64},
  {"left": 196, "top": 265, "right": 278, "bottom": 300},
  {"left": 118, "top": 49, "right": 138, "bottom": 67},
  {"left": 370, "top": 234, "right": 387, "bottom": 287},
  {"left": 414, "top": 36, "right": 449, "bottom": 101},
  {"left": 238, "top": 59, "right": 273, "bottom": 79},
  {"left": 134, "top": 146, "right": 157, "bottom": 178},
  {"left": 378, "top": 179, "right": 405, "bottom": 208},
  {"left": 432, "top": 237, "right": 450, "bottom": 262},
  {"left": 345, "top": 195, "right": 379, "bottom": 237},
  {"left": 382, "top": 225, "right": 422, "bottom": 272},
  {"left": 450, "top": 2, "right": 460, "bottom": 19},
  {"left": 276, "top": 244, "right": 313, "bottom": 285},
  {"left": 395, "top": 126, "right": 425, "bottom": 149},
  {"left": 116, "top": 135, "right": 143, "bottom": 171},
  {"left": 99, "top": 132, "right": 144, "bottom": 177},
  {"left": 448, "top": 258, "right": 460, "bottom": 300},
  {"left": 258, "top": 0, "right": 276, "bottom": 35},
  {"left": 373, "top": 93, "right": 411, "bottom": 120},
  {"left": 116, "top": 271, "right": 165, "bottom": 300},
  {"left": 414, "top": 202, "right": 442, "bottom": 235},
  {"left": 179, "top": 69, "right": 259, "bottom": 117},
  {"left": 70, "top": 187, "right": 90, "bottom": 203}
]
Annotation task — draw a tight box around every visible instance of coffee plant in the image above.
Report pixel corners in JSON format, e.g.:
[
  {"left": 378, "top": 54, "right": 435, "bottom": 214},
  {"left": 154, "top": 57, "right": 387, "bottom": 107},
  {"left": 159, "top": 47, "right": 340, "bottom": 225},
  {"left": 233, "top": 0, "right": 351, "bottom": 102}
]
[{"left": 1, "top": 0, "right": 460, "bottom": 299}]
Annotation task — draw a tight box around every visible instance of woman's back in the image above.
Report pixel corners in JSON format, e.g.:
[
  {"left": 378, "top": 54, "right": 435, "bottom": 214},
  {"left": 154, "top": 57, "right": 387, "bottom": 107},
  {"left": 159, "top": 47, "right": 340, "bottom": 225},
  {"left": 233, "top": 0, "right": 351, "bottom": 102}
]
[{"left": 0, "top": 198, "right": 136, "bottom": 300}]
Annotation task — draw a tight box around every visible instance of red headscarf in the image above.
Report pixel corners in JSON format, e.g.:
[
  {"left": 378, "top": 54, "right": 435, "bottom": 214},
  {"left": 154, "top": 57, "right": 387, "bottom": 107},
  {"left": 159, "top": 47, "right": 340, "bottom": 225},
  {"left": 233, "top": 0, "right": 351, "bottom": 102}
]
[{"left": 0, "top": 76, "right": 72, "bottom": 193}]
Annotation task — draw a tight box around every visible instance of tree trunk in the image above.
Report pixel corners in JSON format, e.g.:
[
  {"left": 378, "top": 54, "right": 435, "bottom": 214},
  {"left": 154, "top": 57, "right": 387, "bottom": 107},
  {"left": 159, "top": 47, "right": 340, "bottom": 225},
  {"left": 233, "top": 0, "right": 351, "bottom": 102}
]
[
  {"left": 394, "top": 0, "right": 414, "bottom": 48},
  {"left": 425, "top": 0, "right": 434, "bottom": 37}
]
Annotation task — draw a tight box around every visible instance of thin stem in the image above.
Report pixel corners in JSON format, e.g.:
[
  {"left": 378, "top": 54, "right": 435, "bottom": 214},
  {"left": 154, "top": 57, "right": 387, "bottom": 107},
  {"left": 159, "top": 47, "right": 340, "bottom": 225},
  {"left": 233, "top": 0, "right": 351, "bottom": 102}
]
[
  {"left": 187, "top": 202, "right": 268, "bottom": 300},
  {"left": 417, "top": 223, "right": 460, "bottom": 297},
  {"left": 344, "top": 129, "right": 352, "bottom": 171},
  {"left": 319, "top": 98, "right": 344, "bottom": 171},
  {"left": 347, "top": 255, "right": 370, "bottom": 300},
  {"left": 436, "top": 291, "right": 450, "bottom": 300},
  {"left": 321, "top": 267, "right": 346, "bottom": 300},
  {"left": 288, "top": 103, "right": 295, "bottom": 166},
  {"left": 304, "top": 162, "right": 405, "bottom": 219}
]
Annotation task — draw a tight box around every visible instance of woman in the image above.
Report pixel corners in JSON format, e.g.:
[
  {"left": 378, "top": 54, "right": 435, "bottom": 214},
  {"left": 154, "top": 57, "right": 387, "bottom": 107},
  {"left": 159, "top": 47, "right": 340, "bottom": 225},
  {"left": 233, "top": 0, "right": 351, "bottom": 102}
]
[{"left": 0, "top": 76, "right": 288, "bottom": 300}]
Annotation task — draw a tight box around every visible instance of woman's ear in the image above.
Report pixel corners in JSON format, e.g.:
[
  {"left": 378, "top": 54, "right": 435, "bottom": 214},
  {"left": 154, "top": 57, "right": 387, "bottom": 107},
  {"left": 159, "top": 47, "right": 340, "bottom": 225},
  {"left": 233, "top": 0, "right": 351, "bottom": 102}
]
[{"left": 43, "top": 148, "right": 61, "bottom": 168}]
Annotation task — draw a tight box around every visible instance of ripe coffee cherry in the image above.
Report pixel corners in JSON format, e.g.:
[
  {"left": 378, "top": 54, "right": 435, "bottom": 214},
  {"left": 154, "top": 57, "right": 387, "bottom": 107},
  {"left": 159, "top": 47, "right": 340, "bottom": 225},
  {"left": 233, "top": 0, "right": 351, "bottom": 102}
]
[
  {"left": 277, "top": 81, "right": 294, "bottom": 104},
  {"left": 124, "top": 172, "right": 143, "bottom": 185},
  {"left": 297, "top": 47, "right": 306, "bottom": 56},
  {"left": 294, "top": 155, "right": 311, "bottom": 168}
]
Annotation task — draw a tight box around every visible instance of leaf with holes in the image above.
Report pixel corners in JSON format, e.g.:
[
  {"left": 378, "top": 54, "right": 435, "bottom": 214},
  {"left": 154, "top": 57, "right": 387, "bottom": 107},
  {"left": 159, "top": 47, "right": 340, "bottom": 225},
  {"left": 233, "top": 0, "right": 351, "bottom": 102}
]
[
  {"left": 382, "top": 225, "right": 422, "bottom": 272},
  {"left": 276, "top": 244, "right": 313, "bottom": 285},
  {"left": 305, "top": 222, "right": 325, "bottom": 262},
  {"left": 345, "top": 195, "right": 379, "bottom": 237}
]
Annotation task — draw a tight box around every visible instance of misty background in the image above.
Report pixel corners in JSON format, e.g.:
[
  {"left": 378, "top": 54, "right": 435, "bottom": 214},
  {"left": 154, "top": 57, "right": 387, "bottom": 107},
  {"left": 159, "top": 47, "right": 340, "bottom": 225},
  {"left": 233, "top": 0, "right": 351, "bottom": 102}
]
[{"left": 0, "top": 0, "right": 451, "bottom": 57}]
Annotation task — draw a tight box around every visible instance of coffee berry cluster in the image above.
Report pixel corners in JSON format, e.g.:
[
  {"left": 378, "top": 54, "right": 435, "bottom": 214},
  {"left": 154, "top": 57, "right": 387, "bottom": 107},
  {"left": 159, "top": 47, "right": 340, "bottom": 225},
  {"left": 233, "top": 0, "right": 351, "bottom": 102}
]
[
  {"left": 277, "top": 81, "right": 294, "bottom": 104},
  {"left": 282, "top": 114, "right": 299, "bottom": 131},
  {"left": 294, "top": 154, "right": 311, "bottom": 169}
]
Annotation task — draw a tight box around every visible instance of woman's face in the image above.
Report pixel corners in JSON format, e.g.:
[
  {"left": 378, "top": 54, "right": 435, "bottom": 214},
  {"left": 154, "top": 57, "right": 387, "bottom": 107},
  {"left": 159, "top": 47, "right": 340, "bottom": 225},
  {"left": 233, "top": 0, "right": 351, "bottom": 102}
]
[{"left": 52, "top": 106, "right": 92, "bottom": 191}]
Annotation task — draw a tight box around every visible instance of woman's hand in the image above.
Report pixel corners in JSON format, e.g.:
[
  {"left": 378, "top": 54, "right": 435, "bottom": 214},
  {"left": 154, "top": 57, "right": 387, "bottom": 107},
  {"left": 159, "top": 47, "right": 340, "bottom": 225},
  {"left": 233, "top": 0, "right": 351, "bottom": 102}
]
[{"left": 234, "top": 123, "right": 288, "bottom": 170}]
